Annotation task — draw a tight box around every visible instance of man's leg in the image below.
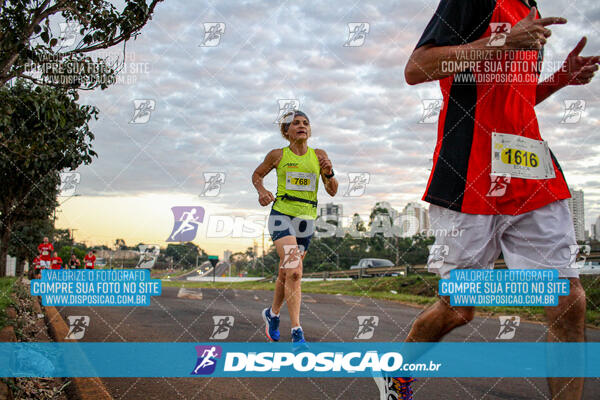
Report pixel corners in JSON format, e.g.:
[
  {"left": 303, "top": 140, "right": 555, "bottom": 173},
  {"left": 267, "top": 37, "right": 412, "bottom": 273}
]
[
  {"left": 545, "top": 277, "right": 586, "bottom": 400},
  {"left": 406, "top": 296, "right": 475, "bottom": 342},
  {"left": 499, "top": 200, "right": 586, "bottom": 399}
]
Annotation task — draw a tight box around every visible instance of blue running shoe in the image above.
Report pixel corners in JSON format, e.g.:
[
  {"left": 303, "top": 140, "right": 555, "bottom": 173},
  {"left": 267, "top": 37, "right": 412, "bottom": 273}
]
[
  {"left": 262, "top": 307, "right": 280, "bottom": 342},
  {"left": 291, "top": 327, "right": 308, "bottom": 351}
]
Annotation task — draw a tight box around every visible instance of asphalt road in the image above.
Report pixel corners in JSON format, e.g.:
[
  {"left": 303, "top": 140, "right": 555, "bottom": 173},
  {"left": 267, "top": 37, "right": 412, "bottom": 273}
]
[{"left": 57, "top": 287, "right": 600, "bottom": 400}]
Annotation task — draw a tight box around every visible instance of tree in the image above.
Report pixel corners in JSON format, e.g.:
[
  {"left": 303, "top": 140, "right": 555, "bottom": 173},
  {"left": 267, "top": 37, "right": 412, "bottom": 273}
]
[
  {"left": 58, "top": 245, "right": 86, "bottom": 266},
  {"left": 0, "top": 80, "right": 97, "bottom": 276},
  {"left": 114, "top": 238, "right": 127, "bottom": 250},
  {"left": 0, "top": 0, "right": 163, "bottom": 89},
  {"left": 53, "top": 228, "right": 74, "bottom": 249},
  {"left": 164, "top": 243, "right": 207, "bottom": 268},
  {"left": 8, "top": 207, "right": 55, "bottom": 274}
]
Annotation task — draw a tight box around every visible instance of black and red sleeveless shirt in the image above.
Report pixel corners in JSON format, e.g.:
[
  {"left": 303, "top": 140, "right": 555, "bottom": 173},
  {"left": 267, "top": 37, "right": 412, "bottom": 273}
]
[{"left": 417, "top": 0, "right": 570, "bottom": 215}]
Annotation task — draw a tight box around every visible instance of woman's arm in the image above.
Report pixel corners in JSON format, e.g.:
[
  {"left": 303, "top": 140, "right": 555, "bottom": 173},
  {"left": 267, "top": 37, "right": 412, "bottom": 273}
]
[
  {"left": 315, "top": 149, "right": 338, "bottom": 196},
  {"left": 252, "top": 149, "right": 282, "bottom": 206}
]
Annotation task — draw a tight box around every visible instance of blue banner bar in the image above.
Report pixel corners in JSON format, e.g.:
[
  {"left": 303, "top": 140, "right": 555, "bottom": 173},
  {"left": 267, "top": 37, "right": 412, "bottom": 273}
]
[{"left": 0, "top": 343, "right": 598, "bottom": 378}]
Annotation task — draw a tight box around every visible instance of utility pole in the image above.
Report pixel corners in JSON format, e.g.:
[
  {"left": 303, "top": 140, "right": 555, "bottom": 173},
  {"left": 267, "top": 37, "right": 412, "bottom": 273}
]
[
  {"left": 252, "top": 240, "right": 258, "bottom": 273},
  {"left": 262, "top": 228, "right": 265, "bottom": 277}
]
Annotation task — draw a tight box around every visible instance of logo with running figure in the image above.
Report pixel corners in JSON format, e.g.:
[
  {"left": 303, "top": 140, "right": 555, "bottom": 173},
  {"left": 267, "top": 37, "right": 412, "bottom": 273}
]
[
  {"left": 344, "top": 23, "right": 370, "bottom": 47},
  {"left": 486, "top": 174, "right": 511, "bottom": 197},
  {"left": 274, "top": 99, "right": 300, "bottom": 124},
  {"left": 281, "top": 245, "right": 304, "bottom": 269},
  {"left": 167, "top": 206, "right": 205, "bottom": 242},
  {"left": 419, "top": 99, "right": 443, "bottom": 124},
  {"left": 58, "top": 22, "right": 81, "bottom": 47},
  {"left": 200, "top": 23, "right": 225, "bottom": 47},
  {"left": 561, "top": 100, "right": 586, "bottom": 124},
  {"left": 200, "top": 172, "right": 226, "bottom": 197},
  {"left": 191, "top": 345, "right": 222, "bottom": 375},
  {"left": 496, "top": 316, "right": 520, "bottom": 339},
  {"left": 65, "top": 316, "right": 90, "bottom": 340},
  {"left": 427, "top": 245, "right": 449, "bottom": 270},
  {"left": 487, "top": 23, "right": 511, "bottom": 47},
  {"left": 354, "top": 316, "right": 379, "bottom": 339},
  {"left": 209, "top": 316, "right": 234, "bottom": 340},
  {"left": 569, "top": 244, "right": 590, "bottom": 268},
  {"left": 344, "top": 172, "right": 370, "bottom": 197},
  {"left": 59, "top": 172, "right": 81, "bottom": 196},
  {"left": 129, "top": 99, "right": 156, "bottom": 124},
  {"left": 136, "top": 244, "right": 160, "bottom": 269}
]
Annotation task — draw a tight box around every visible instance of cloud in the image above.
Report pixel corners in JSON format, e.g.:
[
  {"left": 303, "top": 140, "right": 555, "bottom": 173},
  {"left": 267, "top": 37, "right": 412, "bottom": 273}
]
[{"left": 70, "top": 0, "right": 600, "bottom": 240}]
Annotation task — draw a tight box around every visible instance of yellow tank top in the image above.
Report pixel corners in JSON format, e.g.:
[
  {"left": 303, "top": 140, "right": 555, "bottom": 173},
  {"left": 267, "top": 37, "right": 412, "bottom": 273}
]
[{"left": 272, "top": 146, "right": 320, "bottom": 219}]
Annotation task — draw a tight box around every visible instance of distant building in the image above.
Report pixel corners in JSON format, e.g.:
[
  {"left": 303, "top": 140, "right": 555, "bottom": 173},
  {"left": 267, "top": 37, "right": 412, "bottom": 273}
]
[
  {"left": 369, "top": 202, "right": 400, "bottom": 236},
  {"left": 319, "top": 203, "right": 343, "bottom": 225},
  {"left": 402, "top": 202, "right": 430, "bottom": 234},
  {"left": 95, "top": 249, "right": 138, "bottom": 260},
  {"left": 592, "top": 216, "right": 600, "bottom": 240},
  {"left": 350, "top": 213, "right": 365, "bottom": 231},
  {"left": 371, "top": 201, "right": 399, "bottom": 220},
  {"left": 223, "top": 249, "right": 232, "bottom": 262},
  {"left": 567, "top": 188, "right": 585, "bottom": 241}
]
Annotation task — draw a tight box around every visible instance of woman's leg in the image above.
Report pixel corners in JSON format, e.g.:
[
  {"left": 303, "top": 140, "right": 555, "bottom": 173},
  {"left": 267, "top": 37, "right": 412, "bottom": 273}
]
[
  {"left": 272, "top": 235, "right": 303, "bottom": 327},
  {"left": 271, "top": 253, "right": 286, "bottom": 314}
]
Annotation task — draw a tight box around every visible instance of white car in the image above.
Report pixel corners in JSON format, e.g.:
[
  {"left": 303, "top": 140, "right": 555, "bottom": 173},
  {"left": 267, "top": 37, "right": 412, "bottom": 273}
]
[{"left": 350, "top": 258, "right": 395, "bottom": 278}]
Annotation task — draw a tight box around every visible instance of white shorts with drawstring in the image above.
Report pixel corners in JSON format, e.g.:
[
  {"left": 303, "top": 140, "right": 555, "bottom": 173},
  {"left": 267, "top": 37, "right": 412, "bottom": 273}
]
[{"left": 426, "top": 200, "right": 579, "bottom": 279}]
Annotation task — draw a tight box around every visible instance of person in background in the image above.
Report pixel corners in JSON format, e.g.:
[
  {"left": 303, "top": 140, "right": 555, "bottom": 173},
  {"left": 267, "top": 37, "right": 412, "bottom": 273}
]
[
  {"left": 50, "top": 251, "right": 62, "bottom": 270},
  {"left": 69, "top": 254, "right": 81, "bottom": 269},
  {"left": 37, "top": 237, "right": 54, "bottom": 270},
  {"left": 84, "top": 250, "right": 96, "bottom": 269},
  {"left": 32, "top": 255, "right": 42, "bottom": 278}
]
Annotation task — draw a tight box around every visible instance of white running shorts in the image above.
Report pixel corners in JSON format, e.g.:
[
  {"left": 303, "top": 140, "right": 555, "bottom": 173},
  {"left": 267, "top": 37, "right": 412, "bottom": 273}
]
[{"left": 427, "top": 200, "right": 579, "bottom": 279}]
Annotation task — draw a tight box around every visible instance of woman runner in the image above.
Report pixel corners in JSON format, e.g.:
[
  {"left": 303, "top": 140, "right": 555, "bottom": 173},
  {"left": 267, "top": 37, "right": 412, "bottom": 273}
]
[{"left": 252, "top": 110, "right": 338, "bottom": 348}]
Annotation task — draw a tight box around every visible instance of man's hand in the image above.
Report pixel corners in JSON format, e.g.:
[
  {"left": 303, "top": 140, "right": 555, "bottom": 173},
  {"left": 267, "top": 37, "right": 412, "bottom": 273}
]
[
  {"left": 258, "top": 190, "right": 275, "bottom": 206},
  {"left": 505, "top": 7, "right": 566, "bottom": 50},
  {"left": 558, "top": 37, "right": 600, "bottom": 86}
]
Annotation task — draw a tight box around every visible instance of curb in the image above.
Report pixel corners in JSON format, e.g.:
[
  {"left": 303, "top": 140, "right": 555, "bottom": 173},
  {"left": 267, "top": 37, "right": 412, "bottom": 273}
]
[
  {"left": 42, "top": 302, "right": 113, "bottom": 400},
  {"left": 0, "top": 317, "right": 17, "bottom": 400},
  {"left": 0, "top": 325, "right": 17, "bottom": 400}
]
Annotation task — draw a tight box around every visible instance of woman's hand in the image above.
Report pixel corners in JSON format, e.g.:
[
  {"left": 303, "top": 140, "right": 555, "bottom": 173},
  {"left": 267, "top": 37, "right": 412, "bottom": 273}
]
[
  {"left": 258, "top": 190, "right": 276, "bottom": 206},
  {"left": 318, "top": 154, "right": 333, "bottom": 175}
]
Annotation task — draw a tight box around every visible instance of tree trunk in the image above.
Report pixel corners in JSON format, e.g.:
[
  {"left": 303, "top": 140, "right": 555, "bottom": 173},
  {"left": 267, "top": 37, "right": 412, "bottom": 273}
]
[{"left": 0, "top": 222, "right": 11, "bottom": 277}]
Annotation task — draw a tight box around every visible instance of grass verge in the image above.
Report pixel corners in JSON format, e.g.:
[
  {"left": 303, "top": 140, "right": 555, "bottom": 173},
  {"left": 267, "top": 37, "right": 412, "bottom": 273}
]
[{"left": 0, "top": 277, "right": 17, "bottom": 330}]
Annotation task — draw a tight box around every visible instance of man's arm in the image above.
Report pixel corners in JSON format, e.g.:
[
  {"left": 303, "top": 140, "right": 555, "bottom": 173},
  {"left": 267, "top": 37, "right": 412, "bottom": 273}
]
[
  {"left": 536, "top": 37, "right": 600, "bottom": 105},
  {"left": 406, "top": 8, "right": 565, "bottom": 85}
]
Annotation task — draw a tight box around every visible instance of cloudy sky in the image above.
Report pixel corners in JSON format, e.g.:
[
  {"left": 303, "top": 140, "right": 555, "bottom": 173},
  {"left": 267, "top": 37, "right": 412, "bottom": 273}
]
[{"left": 56, "top": 0, "right": 600, "bottom": 256}]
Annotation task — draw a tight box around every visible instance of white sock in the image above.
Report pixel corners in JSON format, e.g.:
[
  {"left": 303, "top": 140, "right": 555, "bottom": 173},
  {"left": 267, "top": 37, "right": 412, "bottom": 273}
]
[
  {"left": 291, "top": 326, "right": 302, "bottom": 333},
  {"left": 269, "top": 308, "right": 280, "bottom": 318}
]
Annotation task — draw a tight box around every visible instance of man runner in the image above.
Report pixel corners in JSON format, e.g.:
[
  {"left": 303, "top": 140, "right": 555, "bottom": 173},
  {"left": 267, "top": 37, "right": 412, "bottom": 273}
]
[
  {"left": 84, "top": 250, "right": 96, "bottom": 269},
  {"left": 32, "top": 255, "right": 42, "bottom": 279},
  {"left": 50, "top": 251, "right": 62, "bottom": 270},
  {"left": 37, "top": 237, "right": 54, "bottom": 270},
  {"left": 388, "top": 1, "right": 599, "bottom": 399}
]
